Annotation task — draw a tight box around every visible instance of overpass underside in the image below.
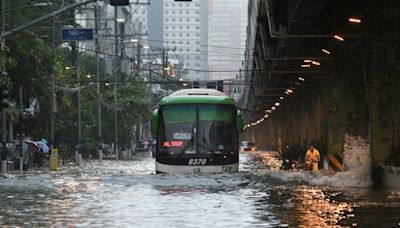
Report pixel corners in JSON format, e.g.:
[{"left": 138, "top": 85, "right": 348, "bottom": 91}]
[{"left": 241, "top": 0, "right": 400, "bottom": 168}]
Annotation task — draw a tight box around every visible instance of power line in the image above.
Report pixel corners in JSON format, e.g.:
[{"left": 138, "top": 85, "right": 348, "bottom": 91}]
[
  {"left": 98, "top": 36, "right": 246, "bottom": 57},
  {"left": 79, "top": 46, "right": 245, "bottom": 73},
  {"left": 75, "top": 77, "right": 303, "bottom": 86},
  {"left": 78, "top": 46, "right": 321, "bottom": 75},
  {"left": 146, "top": 38, "right": 250, "bottom": 51}
]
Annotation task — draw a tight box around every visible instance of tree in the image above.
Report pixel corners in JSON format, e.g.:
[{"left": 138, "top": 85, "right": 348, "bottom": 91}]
[
  {"left": 100, "top": 78, "right": 150, "bottom": 150},
  {"left": 2, "top": 1, "right": 152, "bottom": 160}
]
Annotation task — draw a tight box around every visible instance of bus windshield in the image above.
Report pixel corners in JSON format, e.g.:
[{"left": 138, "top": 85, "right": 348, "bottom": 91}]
[{"left": 157, "top": 104, "right": 238, "bottom": 155}]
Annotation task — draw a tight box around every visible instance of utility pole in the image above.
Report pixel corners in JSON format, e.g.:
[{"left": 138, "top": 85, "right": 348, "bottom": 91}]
[
  {"left": 1, "top": 99, "right": 5, "bottom": 174},
  {"left": 165, "top": 51, "right": 169, "bottom": 94},
  {"left": 137, "top": 42, "right": 140, "bottom": 78},
  {"left": 137, "top": 21, "right": 141, "bottom": 78},
  {"left": 148, "top": 49, "right": 151, "bottom": 81},
  {"left": 162, "top": 49, "right": 166, "bottom": 79},
  {"left": 18, "top": 86, "right": 23, "bottom": 175},
  {"left": 76, "top": 41, "right": 81, "bottom": 166},
  {"left": 166, "top": 52, "right": 169, "bottom": 67},
  {"left": 1, "top": 0, "right": 7, "bottom": 174},
  {"left": 50, "top": 15, "right": 56, "bottom": 166},
  {"left": 114, "top": 6, "right": 119, "bottom": 160},
  {"left": 136, "top": 22, "right": 142, "bottom": 144},
  {"left": 95, "top": 3, "right": 102, "bottom": 162}
]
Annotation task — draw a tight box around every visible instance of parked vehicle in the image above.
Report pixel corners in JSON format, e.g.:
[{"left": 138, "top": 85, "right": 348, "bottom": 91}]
[
  {"left": 135, "top": 140, "right": 151, "bottom": 153},
  {"left": 240, "top": 141, "right": 257, "bottom": 152}
]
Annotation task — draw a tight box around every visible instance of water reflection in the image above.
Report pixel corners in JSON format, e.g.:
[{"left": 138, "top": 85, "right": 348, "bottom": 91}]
[
  {"left": 289, "top": 186, "right": 353, "bottom": 227},
  {"left": 0, "top": 155, "right": 399, "bottom": 226},
  {"left": 0, "top": 186, "right": 78, "bottom": 226}
]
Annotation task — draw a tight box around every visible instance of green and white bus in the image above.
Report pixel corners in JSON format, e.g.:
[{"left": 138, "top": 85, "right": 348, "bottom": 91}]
[{"left": 151, "top": 89, "right": 244, "bottom": 174}]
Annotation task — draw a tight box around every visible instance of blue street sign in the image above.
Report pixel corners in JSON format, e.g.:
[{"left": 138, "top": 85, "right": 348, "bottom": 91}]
[{"left": 61, "top": 28, "right": 94, "bottom": 41}]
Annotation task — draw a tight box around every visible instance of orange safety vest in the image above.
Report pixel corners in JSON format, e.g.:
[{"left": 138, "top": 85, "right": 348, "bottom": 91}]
[{"left": 305, "top": 149, "right": 320, "bottom": 163}]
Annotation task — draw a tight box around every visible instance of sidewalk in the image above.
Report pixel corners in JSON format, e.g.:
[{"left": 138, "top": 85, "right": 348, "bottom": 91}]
[{"left": 1, "top": 158, "right": 154, "bottom": 178}]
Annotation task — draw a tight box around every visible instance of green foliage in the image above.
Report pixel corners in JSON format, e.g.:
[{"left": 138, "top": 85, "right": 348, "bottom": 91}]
[
  {"left": 0, "top": 46, "right": 16, "bottom": 71},
  {"left": 100, "top": 81, "right": 151, "bottom": 148},
  {"left": 118, "top": 82, "right": 151, "bottom": 145},
  {"left": 2, "top": 2, "right": 151, "bottom": 160}
]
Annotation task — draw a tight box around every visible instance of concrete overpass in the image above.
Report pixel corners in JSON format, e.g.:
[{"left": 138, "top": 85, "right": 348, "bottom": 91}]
[{"left": 239, "top": 0, "right": 400, "bottom": 182}]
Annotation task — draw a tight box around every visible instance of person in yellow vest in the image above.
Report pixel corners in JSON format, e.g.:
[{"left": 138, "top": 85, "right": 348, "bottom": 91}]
[{"left": 305, "top": 144, "right": 320, "bottom": 172}]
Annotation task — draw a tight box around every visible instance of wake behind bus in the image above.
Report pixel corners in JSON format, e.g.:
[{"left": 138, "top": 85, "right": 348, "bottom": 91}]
[{"left": 151, "top": 88, "right": 244, "bottom": 174}]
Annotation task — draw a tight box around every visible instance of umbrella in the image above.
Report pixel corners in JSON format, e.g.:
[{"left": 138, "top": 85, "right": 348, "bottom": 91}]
[
  {"left": 36, "top": 141, "right": 49, "bottom": 154},
  {"left": 23, "top": 140, "right": 39, "bottom": 153},
  {"left": 13, "top": 140, "right": 38, "bottom": 160}
]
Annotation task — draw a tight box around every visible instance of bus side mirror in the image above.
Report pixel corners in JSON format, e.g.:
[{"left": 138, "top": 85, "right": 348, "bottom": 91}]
[
  {"left": 236, "top": 110, "right": 243, "bottom": 133},
  {"left": 151, "top": 109, "right": 158, "bottom": 134}
]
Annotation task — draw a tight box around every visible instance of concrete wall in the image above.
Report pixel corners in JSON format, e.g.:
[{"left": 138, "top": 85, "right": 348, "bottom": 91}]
[
  {"left": 241, "top": 0, "right": 400, "bottom": 169},
  {"left": 243, "top": 40, "right": 400, "bottom": 167}
]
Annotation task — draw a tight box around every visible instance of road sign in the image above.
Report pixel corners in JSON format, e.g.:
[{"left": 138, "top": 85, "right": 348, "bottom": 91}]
[{"left": 61, "top": 28, "right": 93, "bottom": 41}]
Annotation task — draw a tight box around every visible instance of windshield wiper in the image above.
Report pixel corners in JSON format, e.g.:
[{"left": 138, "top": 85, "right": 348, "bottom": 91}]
[{"left": 197, "top": 126, "right": 215, "bottom": 153}]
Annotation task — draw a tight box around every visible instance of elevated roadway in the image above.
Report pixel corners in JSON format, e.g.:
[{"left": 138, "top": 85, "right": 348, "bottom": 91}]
[{"left": 239, "top": 0, "right": 400, "bottom": 186}]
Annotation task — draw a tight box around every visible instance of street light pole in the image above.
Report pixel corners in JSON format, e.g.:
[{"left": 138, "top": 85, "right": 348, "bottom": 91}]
[
  {"left": 76, "top": 41, "right": 81, "bottom": 166},
  {"left": 1, "top": 105, "right": 6, "bottom": 174},
  {"left": 1, "top": 0, "right": 97, "bottom": 40},
  {"left": 162, "top": 49, "right": 166, "bottom": 79},
  {"left": 1, "top": 0, "right": 7, "bottom": 174},
  {"left": 114, "top": 6, "right": 119, "bottom": 160},
  {"left": 137, "top": 22, "right": 141, "bottom": 79},
  {"left": 50, "top": 15, "right": 56, "bottom": 163},
  {"left": 113, "top": 73, "right": 118, "bottom": 160},
  {"left": 18, "top": 86, "right": 23, "bottom": 175},
  {"left": 95, "top": 3, "right": 102, "bottom": 162}
]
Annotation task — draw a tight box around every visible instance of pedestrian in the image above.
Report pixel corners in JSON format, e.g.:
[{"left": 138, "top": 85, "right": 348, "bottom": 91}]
[
  {"left": 14, "top": 141, "right": 30, "bottom": 171},
  {"left": 305, "top": 144, "right": 320, "bottom": 172},
  {"left": 280, "top": 145, "right": 292, "bottom": 170}
]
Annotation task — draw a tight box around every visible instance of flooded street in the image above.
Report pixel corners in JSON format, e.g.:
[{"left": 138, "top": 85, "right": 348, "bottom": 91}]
[
  {"left": 2, "top": 0, "right": 400, "bottom": 227},
  {"left": 0, "top": 152, "right": 399, "bottom": 227}
]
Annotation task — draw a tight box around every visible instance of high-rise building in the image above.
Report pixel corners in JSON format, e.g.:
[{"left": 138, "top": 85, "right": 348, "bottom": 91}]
[
  {"left": 148, "top": 0, "right": 163, "bottom": 49},
  {"left": 208, "top": 0, "right": 248, "bottom": 81},
  {"left": 163, "top": 0, "right": 208, "bottom": 81},
  {"left": 148, "top": 0, "right": 247, "bottom": 82}
]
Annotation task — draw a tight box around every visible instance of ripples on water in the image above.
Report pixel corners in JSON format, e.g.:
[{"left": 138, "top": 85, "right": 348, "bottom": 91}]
[{"left": 0, "top": 149, "right": 399, "bottom": 227}]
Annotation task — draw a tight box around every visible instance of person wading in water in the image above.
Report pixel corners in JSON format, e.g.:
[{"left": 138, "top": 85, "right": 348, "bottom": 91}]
[{"left": 305, "top": 144, "right": 320, "bottom": 172}]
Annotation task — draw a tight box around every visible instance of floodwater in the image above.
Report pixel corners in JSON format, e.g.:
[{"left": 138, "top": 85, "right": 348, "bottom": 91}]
[{"left": 0, "top": 138, "right": 399, "bottom": 227}]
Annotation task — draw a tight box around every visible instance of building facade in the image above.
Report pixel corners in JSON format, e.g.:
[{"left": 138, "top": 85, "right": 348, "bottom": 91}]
[
  {"left": 163, "top": 0, "right": 208, "bottom": 81},
  {"left": 208, "top": 0, "right": 248, "bottom": 81}
]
